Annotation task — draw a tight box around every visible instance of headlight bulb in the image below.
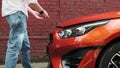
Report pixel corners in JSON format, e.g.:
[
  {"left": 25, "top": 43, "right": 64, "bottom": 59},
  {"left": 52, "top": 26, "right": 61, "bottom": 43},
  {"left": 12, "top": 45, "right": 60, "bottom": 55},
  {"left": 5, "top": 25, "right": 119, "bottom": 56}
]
[
  {"left": 76, "top": 27, "right": 86, "bottom": 35},
  {"left": 64, "top": 29, "right": 72, "bottom": 38},
  {"left": 59, "top": 31, "right": 65, "bottom": 37}
]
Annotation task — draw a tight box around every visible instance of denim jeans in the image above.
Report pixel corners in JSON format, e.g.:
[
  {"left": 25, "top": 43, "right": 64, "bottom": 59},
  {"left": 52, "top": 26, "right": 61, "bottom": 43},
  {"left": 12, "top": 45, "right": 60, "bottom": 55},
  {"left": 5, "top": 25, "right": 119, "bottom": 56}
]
[{"left": 5, "top": 11, "right": 32, "bottom": 68}]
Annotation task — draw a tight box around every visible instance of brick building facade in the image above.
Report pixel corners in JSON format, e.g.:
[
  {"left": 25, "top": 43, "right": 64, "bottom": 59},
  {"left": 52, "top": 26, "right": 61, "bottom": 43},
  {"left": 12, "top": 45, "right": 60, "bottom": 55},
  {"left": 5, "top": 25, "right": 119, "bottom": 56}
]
[{"left": 0, "top": 0, "right": 120, "bottom": 62}]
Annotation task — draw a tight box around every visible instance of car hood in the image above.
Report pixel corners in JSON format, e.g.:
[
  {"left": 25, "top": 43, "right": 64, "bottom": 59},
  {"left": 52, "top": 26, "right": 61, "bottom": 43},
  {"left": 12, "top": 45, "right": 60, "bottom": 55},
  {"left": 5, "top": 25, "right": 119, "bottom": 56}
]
[{"left": 57, "top": 11, "right": 120, "bottom": 28}]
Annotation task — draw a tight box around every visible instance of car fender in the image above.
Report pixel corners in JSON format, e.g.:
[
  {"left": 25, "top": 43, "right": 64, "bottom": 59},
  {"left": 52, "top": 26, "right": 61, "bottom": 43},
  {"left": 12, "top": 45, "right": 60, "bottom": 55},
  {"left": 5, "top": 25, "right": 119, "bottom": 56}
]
[{"left": 76, "top": 19, "right": 120, "bottom": 46}]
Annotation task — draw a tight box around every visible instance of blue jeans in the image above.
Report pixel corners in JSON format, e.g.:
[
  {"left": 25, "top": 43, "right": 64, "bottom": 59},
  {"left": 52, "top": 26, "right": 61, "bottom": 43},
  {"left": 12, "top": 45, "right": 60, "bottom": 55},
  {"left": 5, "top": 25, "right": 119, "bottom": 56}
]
[{"left": 5, "top": 11, "right": 32, "bottom": 68}]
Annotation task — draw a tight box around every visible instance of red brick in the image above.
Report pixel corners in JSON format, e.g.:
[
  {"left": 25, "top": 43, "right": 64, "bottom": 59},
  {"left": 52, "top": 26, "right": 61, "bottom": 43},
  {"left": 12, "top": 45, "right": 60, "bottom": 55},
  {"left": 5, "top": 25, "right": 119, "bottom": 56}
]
[{"left": 1, "top": 0, "right": 120, "bottom": 62}]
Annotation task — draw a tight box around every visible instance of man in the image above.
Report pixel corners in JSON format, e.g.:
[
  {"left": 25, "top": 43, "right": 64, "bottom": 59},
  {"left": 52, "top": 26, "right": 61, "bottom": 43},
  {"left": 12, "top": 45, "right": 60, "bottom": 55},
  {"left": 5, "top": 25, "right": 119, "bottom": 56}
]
[{"left": 2, "top": 0, "right": 49, "bottom": 68}]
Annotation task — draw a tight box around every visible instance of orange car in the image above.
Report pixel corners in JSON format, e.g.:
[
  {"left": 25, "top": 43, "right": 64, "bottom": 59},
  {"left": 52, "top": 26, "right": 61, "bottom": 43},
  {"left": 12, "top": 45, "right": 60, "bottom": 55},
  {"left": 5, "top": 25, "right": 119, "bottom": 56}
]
[{"left": 47, "top": 11, "right": 120, "bottom": 68}]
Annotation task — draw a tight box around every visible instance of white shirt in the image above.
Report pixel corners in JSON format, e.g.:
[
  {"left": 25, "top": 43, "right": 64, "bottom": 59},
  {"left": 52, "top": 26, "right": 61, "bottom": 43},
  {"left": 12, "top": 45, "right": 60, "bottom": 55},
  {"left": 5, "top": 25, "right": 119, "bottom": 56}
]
[{"left": 2, "top": 0, "right": 38, "bottom": 17}]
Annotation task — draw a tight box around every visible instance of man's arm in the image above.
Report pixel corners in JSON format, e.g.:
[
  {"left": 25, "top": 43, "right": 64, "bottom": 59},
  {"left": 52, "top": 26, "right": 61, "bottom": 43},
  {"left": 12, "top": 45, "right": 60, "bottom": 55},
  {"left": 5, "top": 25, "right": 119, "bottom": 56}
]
[
  {"left": 28, "top": 1, "right": 49, "bottom": 19},
  {"left": 29, "top": 2, "right": 44, "bottom": 12}
]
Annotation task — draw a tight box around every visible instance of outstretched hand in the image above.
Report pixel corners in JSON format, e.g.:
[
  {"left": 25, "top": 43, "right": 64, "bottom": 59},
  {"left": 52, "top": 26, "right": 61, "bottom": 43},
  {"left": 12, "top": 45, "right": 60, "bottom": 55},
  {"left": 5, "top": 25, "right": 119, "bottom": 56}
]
[
  {"left": 32, "top": 10, "right": 49, "bottom": 19},
  {"left": 28, "top": 5, "right": 49, "bottom": 19},
  {"left": 41, "top": 10, "right": 49, "bottom": 19},
  {"left": 32, "top": 10, "right": 44, "bottom": 19}
]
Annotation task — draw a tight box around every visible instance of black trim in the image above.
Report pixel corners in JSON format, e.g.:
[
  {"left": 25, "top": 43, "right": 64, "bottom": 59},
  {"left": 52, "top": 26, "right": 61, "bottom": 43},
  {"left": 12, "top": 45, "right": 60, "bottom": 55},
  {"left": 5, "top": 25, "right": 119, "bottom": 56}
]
[
  {"left": 62, "top": 46, "right": 103, "bottom": 68},
  {"left": 49, "top": 34, "right": 53, "bottom": 44}
]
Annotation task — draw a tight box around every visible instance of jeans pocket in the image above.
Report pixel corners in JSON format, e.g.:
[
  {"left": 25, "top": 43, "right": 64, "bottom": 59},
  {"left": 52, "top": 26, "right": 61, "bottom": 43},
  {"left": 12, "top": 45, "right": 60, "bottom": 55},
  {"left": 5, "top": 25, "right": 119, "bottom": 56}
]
[{"left": 6, "top": 12, "right": 20, "bottom": 27}]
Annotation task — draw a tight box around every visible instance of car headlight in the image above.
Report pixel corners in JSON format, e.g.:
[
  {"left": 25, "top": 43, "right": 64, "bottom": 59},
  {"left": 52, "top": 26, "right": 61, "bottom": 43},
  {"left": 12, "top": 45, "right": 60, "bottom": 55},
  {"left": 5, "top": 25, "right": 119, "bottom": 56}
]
[{"left": 58, "top": 20, "right": 109, "bottom": 38}]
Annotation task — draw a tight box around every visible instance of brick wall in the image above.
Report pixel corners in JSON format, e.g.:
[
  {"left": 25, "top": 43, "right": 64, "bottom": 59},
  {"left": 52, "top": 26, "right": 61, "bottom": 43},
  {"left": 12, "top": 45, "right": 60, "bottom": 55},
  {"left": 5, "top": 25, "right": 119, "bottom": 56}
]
[{"left": 0, "top": 0, "right": 120, "bottom": 62}]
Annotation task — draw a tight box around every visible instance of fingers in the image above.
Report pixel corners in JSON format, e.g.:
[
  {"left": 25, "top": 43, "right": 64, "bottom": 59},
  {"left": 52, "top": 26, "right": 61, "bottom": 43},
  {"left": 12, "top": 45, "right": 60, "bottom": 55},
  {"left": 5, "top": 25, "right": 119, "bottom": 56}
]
[
  {"left": 44, "top": 14, "right": 49, "bottom": 19},
  {"left": 42, "top": 10, "right": 49, "bottom": 19},
  {"left": 36, "top": 15, "right": 44, "bottom": 19},
  {"left": 33, "top": 11, "right": 44, "bottom": 19}
]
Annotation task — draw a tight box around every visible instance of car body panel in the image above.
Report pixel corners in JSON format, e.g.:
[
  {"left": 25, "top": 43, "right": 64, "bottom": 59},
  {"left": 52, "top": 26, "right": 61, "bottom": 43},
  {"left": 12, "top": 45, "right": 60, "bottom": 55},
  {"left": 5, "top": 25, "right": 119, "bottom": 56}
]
[
  {"left": 78, "top": 49, "right": 101, "bottom": 68},
  {"left": 58, "top": 12, "right": 120, "bottom": 27},
  {"left": 48, "top": 12, "right": 120, "bottom": 68}
]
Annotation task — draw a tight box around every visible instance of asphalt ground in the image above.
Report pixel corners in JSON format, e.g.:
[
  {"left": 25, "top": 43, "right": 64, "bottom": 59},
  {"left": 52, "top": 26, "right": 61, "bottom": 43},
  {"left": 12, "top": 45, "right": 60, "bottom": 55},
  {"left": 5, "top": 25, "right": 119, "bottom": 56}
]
[{"left": 0, "top": 62, "right": 48, "bottom": 68}]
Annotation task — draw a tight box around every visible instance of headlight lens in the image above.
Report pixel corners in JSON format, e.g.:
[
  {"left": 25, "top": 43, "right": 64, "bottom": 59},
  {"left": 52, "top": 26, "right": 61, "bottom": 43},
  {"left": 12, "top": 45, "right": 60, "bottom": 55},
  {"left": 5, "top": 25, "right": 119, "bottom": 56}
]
[{"left": 58, "top": 20, "right": 109, "bottom": 38}]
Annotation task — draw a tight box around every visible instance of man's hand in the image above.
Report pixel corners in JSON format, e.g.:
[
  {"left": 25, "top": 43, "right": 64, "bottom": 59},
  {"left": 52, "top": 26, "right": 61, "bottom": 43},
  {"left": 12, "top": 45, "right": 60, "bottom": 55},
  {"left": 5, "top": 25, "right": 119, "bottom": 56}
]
[
  {"left": 41, "top": 10, "right": 49, "bottom": 19},
  {"left": 28, "top": 2, "right": 49, "bottom": 19},
  {"left": 32, "top": 10, "right": 44, "bottom": 19},
  {"left": 28, "top": 6, "right": 49, "bottom": 19}
]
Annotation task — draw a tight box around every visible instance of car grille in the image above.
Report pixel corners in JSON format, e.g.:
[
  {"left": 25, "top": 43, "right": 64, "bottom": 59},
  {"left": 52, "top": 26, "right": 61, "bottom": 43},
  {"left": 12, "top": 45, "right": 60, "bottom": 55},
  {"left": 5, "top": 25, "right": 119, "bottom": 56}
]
[
  {"left": 62, "top": 47, "right": 99, "bottom": 68},
  {"left": 49, "top": 34, "right": 53, "bottom": 44}
]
